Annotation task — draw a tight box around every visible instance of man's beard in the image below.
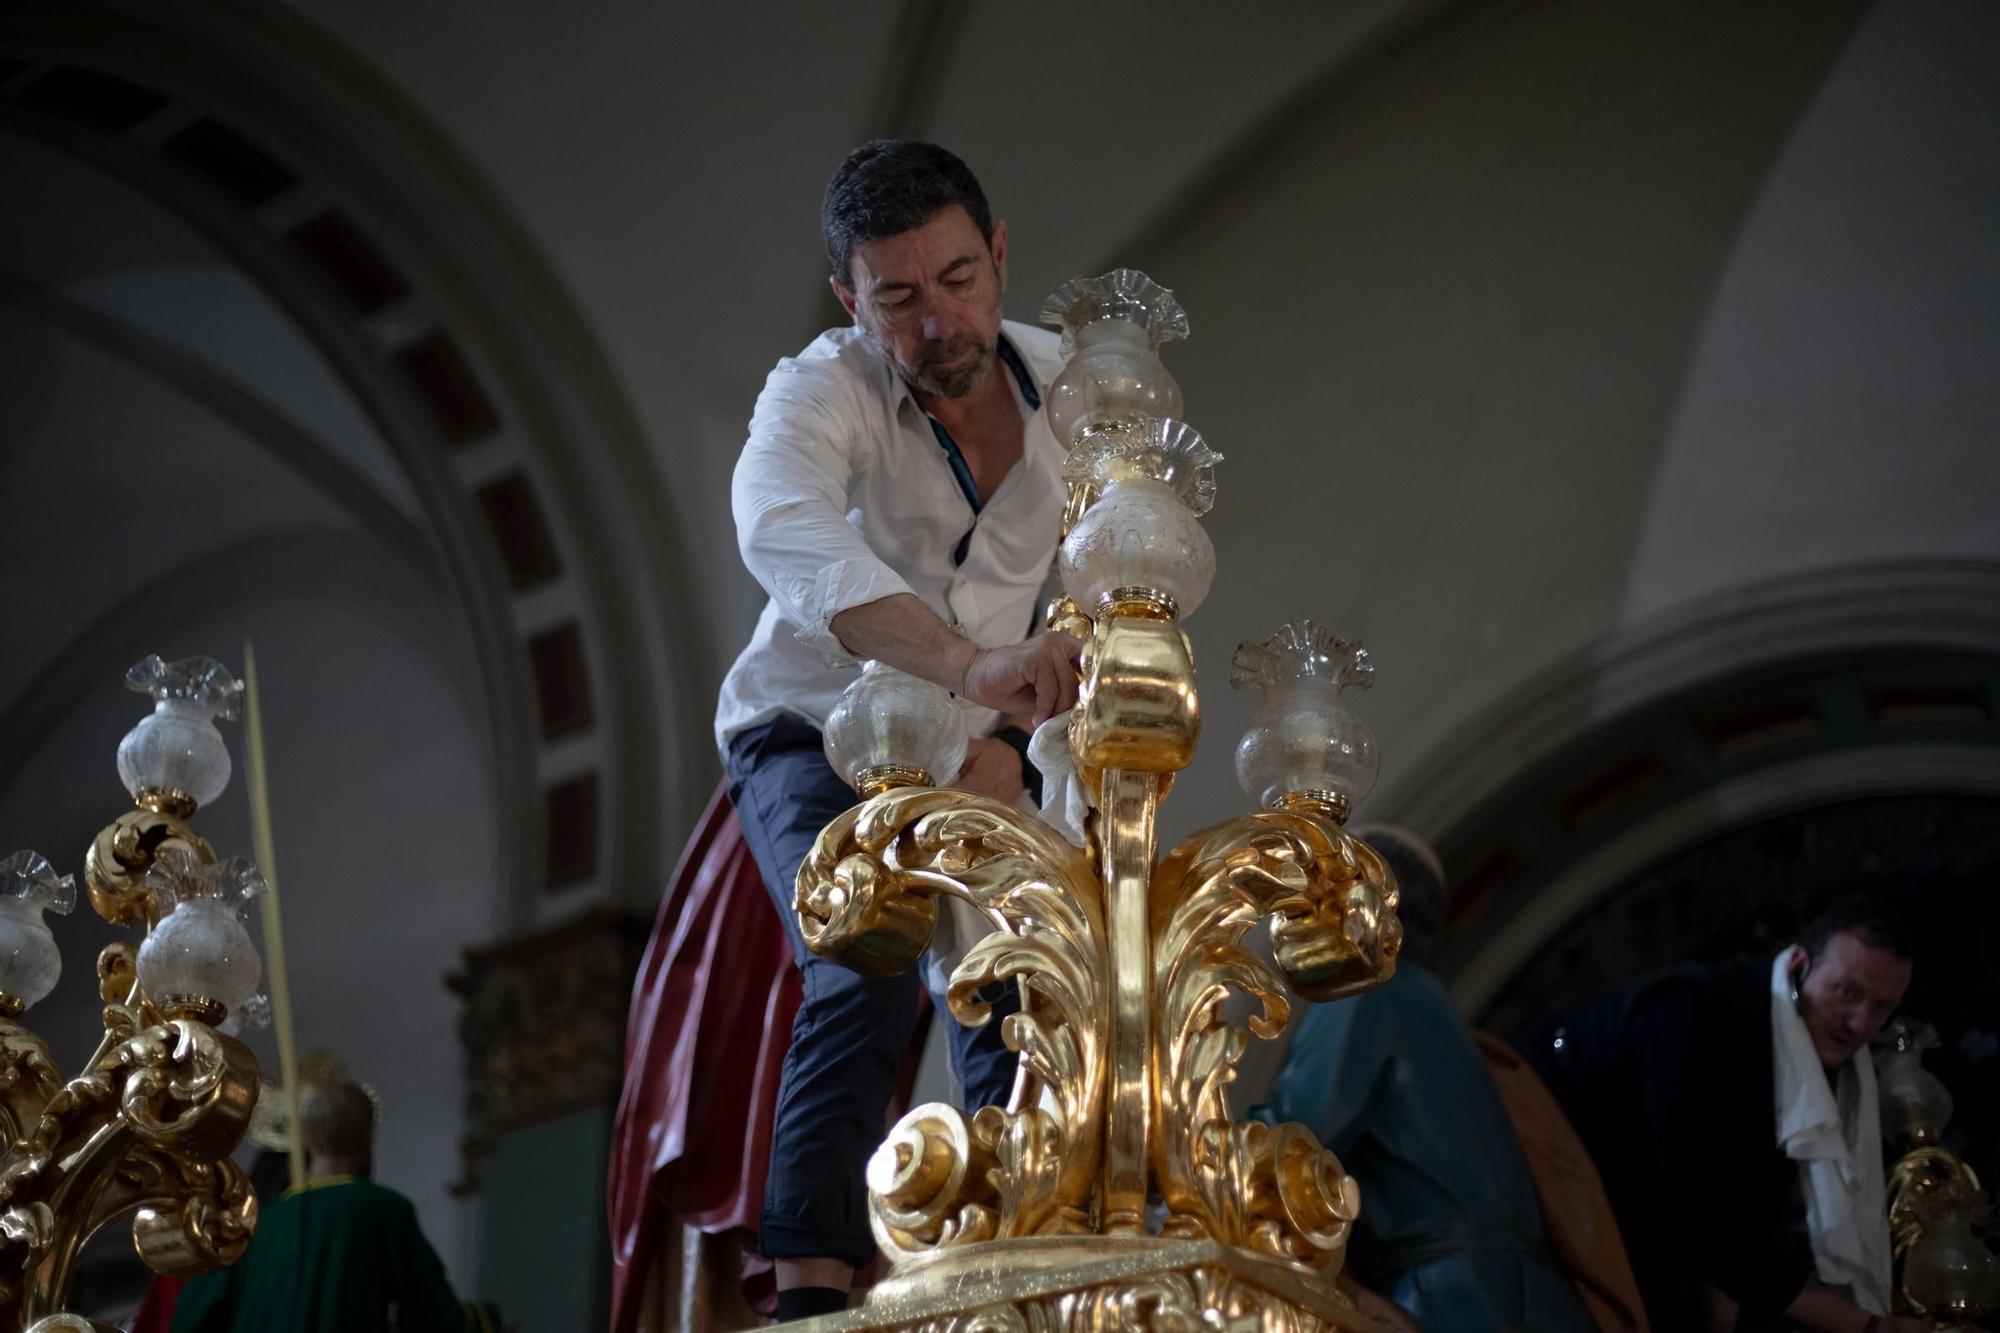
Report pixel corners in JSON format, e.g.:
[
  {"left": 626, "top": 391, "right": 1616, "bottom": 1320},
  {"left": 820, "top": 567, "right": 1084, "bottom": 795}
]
[
  {"left": 907, "top": 333, "right": 994, "bottom": 398},
  {"left": 863, "top": 296, "right": 1005, "bottom": 399}
]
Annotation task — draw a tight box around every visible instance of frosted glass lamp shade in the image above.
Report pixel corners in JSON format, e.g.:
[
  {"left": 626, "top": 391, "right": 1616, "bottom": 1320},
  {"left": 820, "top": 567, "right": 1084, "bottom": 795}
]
[
  {"left": 1878, "top": 1051, "right": 1954, "bottom": 1142},
  {"left": 117, "top": 655, "right": 244, "bottom": 810},
  {"left": 138, "top": 902, "right": 262, "bottom": 1015},
  {"left": 1903, "top": 1213, "right": 2000, "bottom": 1314},
  {"left": 138, "top": 850, "right": 264, "bottom": 1016},
  {"left": 1057, "top": 420, "right": 1222, "bottom": 618},
  {"left": 0, "top": 851, "right": 75, "bottom": 1011},
  {"left": 1877, "top": 1018, "right": 1954, "bottom": 1141},
  {"left": 1232, "top": 622, "right": 1380, "bottom": 811},
  {"left": 1059, "top": 477, "right": 1215, "bottom": 618},
  {"left": 1040, "top": 270, "right": 1190, "bottom": 449},
  {"left": 1044, "top": 322, "right": 1185, "bottom": 450},
  {"left": 822, "top": 661, "right": 969, "bottom": 793}
]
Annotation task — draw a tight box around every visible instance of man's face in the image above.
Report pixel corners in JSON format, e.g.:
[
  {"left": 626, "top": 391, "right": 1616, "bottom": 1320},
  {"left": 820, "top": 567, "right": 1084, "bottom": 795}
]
[
  {"left": 1795, "top": 931, "right": 1913, "bottom": 1068},
  {"left": 835, "top": 205, "right": 1008, "bottom": 399}
]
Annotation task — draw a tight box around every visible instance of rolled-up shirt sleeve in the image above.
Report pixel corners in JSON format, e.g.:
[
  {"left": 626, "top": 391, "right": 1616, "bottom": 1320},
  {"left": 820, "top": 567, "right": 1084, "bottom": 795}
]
[{"left": 732, "top": 360, "right": 916, "bottom": 664}]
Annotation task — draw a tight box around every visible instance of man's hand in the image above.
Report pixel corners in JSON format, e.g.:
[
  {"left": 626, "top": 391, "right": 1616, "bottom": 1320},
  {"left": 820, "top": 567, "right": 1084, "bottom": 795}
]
[
  {"left": 961, "top": 632, "right": 1083, "bottom": 726},
  {"left": 951, "top": 737, "right": 1028, "bottom": 805},
  {"left": 1336, "top": 1273, "right": 1416, "bottom": 1333},
  {"left": 1786, "top": 1284, "right": 1931, "bottom": 1333},
  {"left": 1352, "top": 1287, "right": 1418, "bottom": 1333}
]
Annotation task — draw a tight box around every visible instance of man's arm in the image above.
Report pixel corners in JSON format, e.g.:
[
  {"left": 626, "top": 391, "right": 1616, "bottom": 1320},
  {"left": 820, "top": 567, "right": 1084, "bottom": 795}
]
[
  {"left": 736, "top": 367, "right": 1082, "bottom": 724},
  {"left": 828, "top": 594, "right": 1080, "bottom": 725},
  {"left": 733, "top": 366, "right": 918, "bottom": 663},
  {"left": 1787, "top": 1284, "right": 1926, "bottom": 1333}
]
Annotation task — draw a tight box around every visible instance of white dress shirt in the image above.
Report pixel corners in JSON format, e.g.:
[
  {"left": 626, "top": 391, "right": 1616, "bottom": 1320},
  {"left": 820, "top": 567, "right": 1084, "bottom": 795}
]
[{"left": 715, "top": 319, "right": 1067, "bottom": 753}]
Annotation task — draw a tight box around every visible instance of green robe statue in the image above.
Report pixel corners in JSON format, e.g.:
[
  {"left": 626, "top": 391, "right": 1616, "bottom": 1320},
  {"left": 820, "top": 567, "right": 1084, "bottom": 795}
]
[{"left": 171, "top": 1176, "right": 467, "bottom": 1333}]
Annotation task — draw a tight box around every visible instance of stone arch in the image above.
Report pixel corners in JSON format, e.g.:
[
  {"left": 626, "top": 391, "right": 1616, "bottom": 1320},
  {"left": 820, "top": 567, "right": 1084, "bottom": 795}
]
[
  {"left": 0, "top": 0, "right": 711, "bottom": 924},
  {"left": 1377, "top": 559, "right": 2000, "bottom": 1015}
]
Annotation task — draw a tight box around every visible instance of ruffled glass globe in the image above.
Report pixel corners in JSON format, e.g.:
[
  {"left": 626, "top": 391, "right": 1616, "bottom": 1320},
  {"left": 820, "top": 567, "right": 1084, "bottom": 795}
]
[
  {"left": 1058, "top": 421, "right": 1221, "bottom": 618},
  {"left": 1903, "top": 1211, "right": 2000, "bottom": 1315},
  {"left": 115, "top": 655, "right": 243, "bottom": 811},
  {"left": 1040, "top": 269, "right": 1188, "bottom": 449},
  {"left": 1232, "top": 622, "right": 1379, "bottom": 811},
  {"left": 1877, "top": 1020, "right": 1954, "bottom": 1141},
  {"left": 822, "top": 660, "right": 969, "bottom": 793},
  {"left": 0, "top": 851, "right": 75, "bottom": 1011},
  {"left": 137, "top": 849, "right": 264, "bottom": 1015}
]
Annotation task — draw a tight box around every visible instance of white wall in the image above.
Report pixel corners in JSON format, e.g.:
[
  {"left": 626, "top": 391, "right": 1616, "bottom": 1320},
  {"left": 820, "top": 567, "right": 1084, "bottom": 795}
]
[{"left": 1623, "top": 0, "right": 2000, "bottom": 623}]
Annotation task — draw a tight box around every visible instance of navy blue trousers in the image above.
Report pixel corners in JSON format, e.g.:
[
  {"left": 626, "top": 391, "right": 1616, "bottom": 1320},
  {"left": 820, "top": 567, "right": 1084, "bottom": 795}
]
[{"left": 726, "top": 715, "right": 1021, "bottom": 1268}]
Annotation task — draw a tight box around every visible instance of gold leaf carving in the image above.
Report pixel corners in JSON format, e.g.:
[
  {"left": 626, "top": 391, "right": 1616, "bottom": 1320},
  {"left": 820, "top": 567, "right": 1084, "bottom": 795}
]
[
  {"left": 0, "top": 1028, "right": 58, "bottom": 1149},
  {"left": 1148, "top": 811, "right": 1393, "bottom": 1266},
  {"left": 900, "top": 1263, "right": 1354, "bottom": 1332},
  {"left": 798, "top": 789, "right": 1106, "bottom": 1258},
  {"left": 132, "top": 1156, "right": 258, "bottom": 1275}
]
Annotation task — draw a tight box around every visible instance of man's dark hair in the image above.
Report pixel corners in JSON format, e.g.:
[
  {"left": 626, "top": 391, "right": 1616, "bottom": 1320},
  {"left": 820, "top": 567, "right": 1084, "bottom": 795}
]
[
  {"left": 1798, "top": 892, "right": 1916, "bottom": 962},
  {"left": 302, "top": 1081, "right": 376, "bottom": 1168},
  {"left": 821, "top": 139, "right": 993, "bottom": 285},
  {"left": 1359, "top": 829, "right": 1445, "bottom": 967}
]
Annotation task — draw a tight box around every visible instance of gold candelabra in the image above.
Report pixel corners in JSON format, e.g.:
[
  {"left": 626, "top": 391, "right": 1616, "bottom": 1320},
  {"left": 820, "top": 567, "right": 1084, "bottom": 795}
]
[
  {"left": 1878, "top": 1019, "right": 1999, "bottom": 1325},
  {"left": 788, "top": 271, "right": 1402, "bottom": 1330},
  {"left": 0, "top": 657, "right": 263, "bottom": 1332}
]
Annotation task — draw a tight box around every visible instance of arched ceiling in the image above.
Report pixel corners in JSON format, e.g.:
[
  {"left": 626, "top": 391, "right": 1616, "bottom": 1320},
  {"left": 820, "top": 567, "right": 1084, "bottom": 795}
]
[
  {"left": 5, "top": 0, "right": 1998, "bottom": 982},
  {"left": 268, "top": 0, "right": 1435, "bottom": 635}
]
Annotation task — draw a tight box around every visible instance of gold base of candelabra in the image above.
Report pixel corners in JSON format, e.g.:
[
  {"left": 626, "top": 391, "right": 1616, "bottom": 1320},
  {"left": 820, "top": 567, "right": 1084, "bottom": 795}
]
[{"left": 790, "top": 1236, "right": 1367, "bottom": 1332}]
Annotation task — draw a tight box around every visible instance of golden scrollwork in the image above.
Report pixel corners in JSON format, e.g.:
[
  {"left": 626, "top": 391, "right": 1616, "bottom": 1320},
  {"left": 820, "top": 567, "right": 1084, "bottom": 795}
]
[
  {"left": 1043, "top": 595, "right": 1093, "bottom": 643},
  {"left": 820, "top": 1235, "right": 1367, "bottom": 1331},
  {"left": 1145, "top": 811, "right": 1391, "bottom": 1264},
  {"left": 0, "top": 1019, "right": 259, "bottom": 1326},
  {"left": 0, "top": 1030, "right": 57, "bottom": 1150},
  {"left": 1887, "top": 1144, "right": 1982, "bottom": 1261},
  {"left": 797, "top": 789, "right": 1107, "bottom": 1259},
  {"left": 82, "top": 811, "right": 213, "bottom": 928},
  {"left": 789, "top": 281, "right": 1399, "bottom": 1328},
  {"left": 901, "top": 1265, "right": 1351, "bottom": 1333},
  {"left": 108, "top": 1020, "right": 259, "bottom": 1160},
  {"left": 131, "top": 1156, "right": 258, "bottom": 1276}
]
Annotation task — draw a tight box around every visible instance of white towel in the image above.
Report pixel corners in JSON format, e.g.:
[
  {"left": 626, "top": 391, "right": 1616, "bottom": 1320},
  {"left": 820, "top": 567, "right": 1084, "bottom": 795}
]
[
  {"left": 1027, "top": 714, "right": 1093, "bottom": 848},
  {"left": 1769, "top": 949, "right": 1893, "bottom": 1314}
]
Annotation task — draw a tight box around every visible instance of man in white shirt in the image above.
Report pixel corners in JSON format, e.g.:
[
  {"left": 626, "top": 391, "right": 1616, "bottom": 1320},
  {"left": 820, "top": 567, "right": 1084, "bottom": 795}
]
[{"left": 715, "top": 139, "right": 1081, "bottom": 1321}]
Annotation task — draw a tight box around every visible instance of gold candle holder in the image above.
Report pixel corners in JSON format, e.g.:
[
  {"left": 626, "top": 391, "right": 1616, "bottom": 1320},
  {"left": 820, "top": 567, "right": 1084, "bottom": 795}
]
[{"left": 784, "top": 271, "right": 1401, "bottom": 1331}]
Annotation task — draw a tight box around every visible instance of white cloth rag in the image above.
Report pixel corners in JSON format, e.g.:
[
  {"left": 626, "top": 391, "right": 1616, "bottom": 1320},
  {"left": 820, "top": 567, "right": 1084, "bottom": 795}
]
[
  {"left": 1027, "top": 714, "right": 1093, "bottom": 849},
  {"left": 1769, "top": 949, "right": 1893, "bottom": 1314}
]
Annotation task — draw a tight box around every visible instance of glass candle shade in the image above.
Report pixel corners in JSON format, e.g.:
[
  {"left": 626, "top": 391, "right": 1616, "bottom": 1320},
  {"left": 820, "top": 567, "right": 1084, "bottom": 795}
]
[
  {"left": 1058, "top": 420, "right": 1220, "bottom": 618},
  {"left": 0, "top": 851, "right": 75, "bottom": 1010},
  {"left": 137, "top": 849, "right": 263, "bottom": 1016},
  {"left": 822, "top": 660, "right": 969, "bottom": 793},
  {"left": 1879, "top": 1058, "right": 1954, "bottom": 1144},
  {"left": 116, "top": 655, "right": 244, "bottom": 811},
  {"left": 1877, "top": 1018, "right": 1954, "bottom": 1142},
  {"left": 1904, "top": 1212, "right": 2000, "bottom": 1316},
  {"left": 1040, "top": 269, "right": 1188, "bottom": 449},
  {"left": 1232, "top": 621, "right": 1379, "bottom": 811}
]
